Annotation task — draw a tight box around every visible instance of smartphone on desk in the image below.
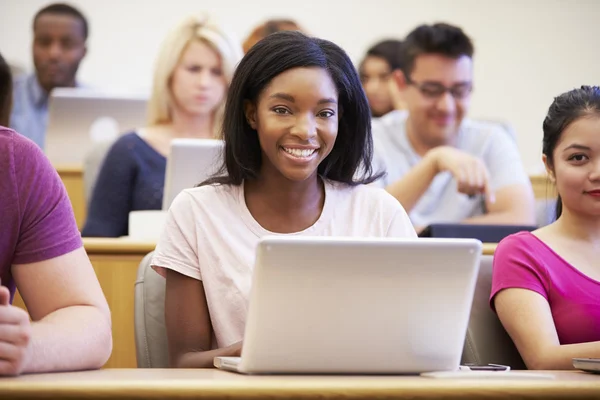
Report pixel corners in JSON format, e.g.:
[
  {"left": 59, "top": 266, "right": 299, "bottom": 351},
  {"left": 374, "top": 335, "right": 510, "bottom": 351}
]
[
  {"left": 573, "top": 358, "right": 600, "bottom": 373},
  {"left": 461, "top": 363, "right": 511, "bottom": 371}
]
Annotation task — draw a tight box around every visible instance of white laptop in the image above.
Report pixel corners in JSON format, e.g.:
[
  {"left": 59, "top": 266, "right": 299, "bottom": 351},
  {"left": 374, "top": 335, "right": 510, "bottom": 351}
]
[
  {"left": 162, "top": 138, "right": 224, "bottom": 210},
  {"left": 214, "top": 236, "right": 482, "bottom": 374},
  {"left": 45, "top": 87, "right": 148, "bottom": 165}
]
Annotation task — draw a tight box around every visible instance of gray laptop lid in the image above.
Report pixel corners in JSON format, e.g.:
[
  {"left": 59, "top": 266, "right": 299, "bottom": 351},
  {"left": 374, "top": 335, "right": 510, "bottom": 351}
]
[
  {"left": 45, "top": 87, "right": 147, "bottom": 164},
  {"left": 162, "top": 138, "right": 224, "bottom": 210},
  {"left": 238, "top": 236, "right": 482, "bottom": 374}
]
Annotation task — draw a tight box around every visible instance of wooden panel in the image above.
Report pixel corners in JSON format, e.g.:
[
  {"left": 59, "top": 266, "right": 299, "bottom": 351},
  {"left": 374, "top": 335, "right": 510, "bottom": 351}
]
[
  {"left": 56, "top": 165, "right": 86, "bottom": 229},
  {"left": 530, "top": 174, "right": 555, "bottom": 200}
]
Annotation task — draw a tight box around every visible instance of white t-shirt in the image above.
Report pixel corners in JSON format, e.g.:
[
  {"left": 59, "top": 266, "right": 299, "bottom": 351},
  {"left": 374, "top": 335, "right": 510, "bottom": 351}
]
[
  {"left": 372, "top": 110, "right": 531, "bottom": 227},
  {"left": 152, "top": 179, "right": 416, "bottom": 348}
]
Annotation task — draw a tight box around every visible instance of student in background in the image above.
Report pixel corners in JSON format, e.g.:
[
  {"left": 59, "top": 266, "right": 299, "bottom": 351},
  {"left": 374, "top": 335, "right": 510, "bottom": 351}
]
[
  {"left": 242, "top": 19, "right": 303, "bottom": 53},
  {"left": 372, "top": 23, "right": 535, "bottom": 231},
  {"left": 151, "top": 31, "right": 416, "bottom": 368},
  {"left": 82, "top": 15, "right": 243, "bottom": 238},
  {"left": 11, "top": 3, "right": 88, "bottom": 149},
  {"left": 0, "top": 53, "right": 12, "bottom": 126},
  {"left": 492, "top": 86, "right": 600, "bottom": 370},
  {"left": 359, "top": 39, "right": 405, "bottom": 118},
  {"left": 0, "top": 51, "right": 111, "bottom": 376}
]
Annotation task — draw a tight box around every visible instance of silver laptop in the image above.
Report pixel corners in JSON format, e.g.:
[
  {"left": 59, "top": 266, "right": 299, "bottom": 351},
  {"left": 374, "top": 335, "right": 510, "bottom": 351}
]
[
  {"left": 45, "top": 87, "right": 147, "bottom": 165},
  {"left": 214, "top": 236, "right": 482, "bottom": 374},
  {"left": 162, "top": 138, "right": 224, "bottom": 210}
]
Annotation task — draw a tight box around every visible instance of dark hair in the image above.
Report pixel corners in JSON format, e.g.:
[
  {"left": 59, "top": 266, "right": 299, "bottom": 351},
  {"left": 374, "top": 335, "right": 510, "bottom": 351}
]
[
  {"left": 33, "top": 3, "right": 88, "bottom": 40},
  {"left": 362, "top": 39, "right": 404, "bottom": 72},
  {"left": 542, "top": 85, "right": 600, "bottom": 220},
  {"left": 203, "top": 31, "right": 382, "bottom": 187},
  {"left": 0, "top": 53, "right": 12, "bottom": 127},
  {"left": 401, "top": 23, "right": 473, "bottom": 77}
]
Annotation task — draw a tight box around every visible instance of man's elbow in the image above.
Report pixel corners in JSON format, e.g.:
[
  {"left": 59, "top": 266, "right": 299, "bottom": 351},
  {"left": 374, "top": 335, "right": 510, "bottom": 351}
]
[{"left": 86, "top": 306, "right": 113, "bottom": 369}]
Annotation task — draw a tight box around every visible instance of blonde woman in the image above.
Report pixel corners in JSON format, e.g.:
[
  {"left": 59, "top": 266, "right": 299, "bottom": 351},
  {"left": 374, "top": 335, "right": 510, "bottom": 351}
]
[{"left": 83, "top": 15, "right": 242, "bottom": 237}]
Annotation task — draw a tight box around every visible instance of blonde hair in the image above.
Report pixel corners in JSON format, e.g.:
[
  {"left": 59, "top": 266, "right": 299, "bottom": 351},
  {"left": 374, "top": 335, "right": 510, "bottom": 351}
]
[{"left": 147, "top": 14, "right": 243, "bottom": 137}]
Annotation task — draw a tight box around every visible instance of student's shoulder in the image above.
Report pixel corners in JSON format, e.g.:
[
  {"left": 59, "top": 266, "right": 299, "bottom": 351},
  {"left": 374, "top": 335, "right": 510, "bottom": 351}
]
[
  {"left": 372, "top": 110, "right": 408, "bottom": 136},
  {"left": 170, "top": 182, "right": 240, "bottom": 212},
  {"left": 329, "top": 180, "right": 402, "bottom": 211},
  {"left": 461, "top": 118, "right": 515, "bottom": 142},
  {"left": 0, "top": 126, "right": 45, "bottom": 162}
]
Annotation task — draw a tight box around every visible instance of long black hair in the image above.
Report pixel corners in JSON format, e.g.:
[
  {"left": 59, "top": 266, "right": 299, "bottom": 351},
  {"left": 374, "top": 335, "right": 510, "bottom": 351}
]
[
  {"left": 542, "top": 85, "right": 600, "bottom": 220},
  {"left": 202, "top": 30, "right": 382, "bottom": 186}
]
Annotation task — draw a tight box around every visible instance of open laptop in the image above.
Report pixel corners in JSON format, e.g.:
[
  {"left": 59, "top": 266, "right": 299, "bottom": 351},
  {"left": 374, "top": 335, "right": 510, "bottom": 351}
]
[
  {"left": 214, "top": 236, "right": 482, "bottom": 374},
  {"left": 45, "top": 87, "right": 147, "bottom": 165},
  {"left": 419, "top": 223, "right": 537, "bottom": 243},
  {"left": 162, "top": 138, "right": 224, "bottom": 210}
]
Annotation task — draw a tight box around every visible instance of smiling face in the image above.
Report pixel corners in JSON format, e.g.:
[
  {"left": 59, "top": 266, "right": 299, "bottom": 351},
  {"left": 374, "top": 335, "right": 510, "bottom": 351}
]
[
  {"left": 244, "top": 67, "right": 339, "bottom": 183},
  {"left": 399, "top": 54, "right": 473, "bottom": 147},
  {"left": 547, "top": 115, "right": 600, "bottom": 217}
]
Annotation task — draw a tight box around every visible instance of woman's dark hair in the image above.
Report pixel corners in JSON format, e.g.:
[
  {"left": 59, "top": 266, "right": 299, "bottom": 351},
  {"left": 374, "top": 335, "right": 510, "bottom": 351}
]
[
  {"left": 361, "top": 39, "right": 404, "bottom": 72},
  {"left": 542, "top": 85, "right": 600, "bottom": 220},
  {"left": 0, "top": 53, "right": 12, "bottom": 127},
  {"left": 203, "top": 31, "right": 382, "bottom": 187}
]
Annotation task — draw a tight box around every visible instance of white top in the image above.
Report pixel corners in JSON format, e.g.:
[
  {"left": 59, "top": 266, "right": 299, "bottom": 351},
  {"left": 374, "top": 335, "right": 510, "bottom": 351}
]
[
  {"left": 372, "top": 110, "right": 531, "bottom": 227},
  {"left": 152, "top": 179, "right": 416, "bottom": 348}
]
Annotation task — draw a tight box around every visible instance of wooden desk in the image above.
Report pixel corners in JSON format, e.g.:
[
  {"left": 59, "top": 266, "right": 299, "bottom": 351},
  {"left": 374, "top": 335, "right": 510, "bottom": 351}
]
[
  {"left": 12, "top": 240, "right": 496, "bottom": 370},
  {"left": 1, "top": 369, "right": 598, "bottom": 399},
  {"left": 56, "top": 165, "right": 85, "bottom": 229}
]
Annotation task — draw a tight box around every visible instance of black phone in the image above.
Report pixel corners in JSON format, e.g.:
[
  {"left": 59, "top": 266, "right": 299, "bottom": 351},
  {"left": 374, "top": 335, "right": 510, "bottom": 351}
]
[{"left": 461, "top": 363, "right": 510, "bottom": 371}]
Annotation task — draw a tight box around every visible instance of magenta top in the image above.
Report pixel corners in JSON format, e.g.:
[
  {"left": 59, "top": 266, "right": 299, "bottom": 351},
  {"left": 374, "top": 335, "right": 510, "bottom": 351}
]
[
  {"left": 0, "top": 127, "right": 82, "bottom": 302},
  {"left": 491, "top": 231, "right": 600, "bottom": 345}
]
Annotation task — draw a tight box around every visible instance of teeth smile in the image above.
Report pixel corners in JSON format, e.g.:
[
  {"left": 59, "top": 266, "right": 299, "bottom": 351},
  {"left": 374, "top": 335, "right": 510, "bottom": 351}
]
[{"left": 282, "top": 147, "right": 317, "bottom": 158}]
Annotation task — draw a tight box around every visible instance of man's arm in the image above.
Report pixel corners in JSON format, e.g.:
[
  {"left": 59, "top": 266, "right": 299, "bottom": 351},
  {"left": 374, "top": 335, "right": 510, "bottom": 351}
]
[
  {"left": 464, "top": 183, "right": 536, "bottom": 225},
  {"left": 385, "top": 152, "right": 439, "bottom": 212},
  {"left": 13, "top": 247, "right": 112, "bottom": 373}
]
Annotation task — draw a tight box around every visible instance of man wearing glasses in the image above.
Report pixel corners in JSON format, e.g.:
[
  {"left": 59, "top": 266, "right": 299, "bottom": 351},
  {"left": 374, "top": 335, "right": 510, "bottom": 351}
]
[{"left": 372, "top": 23, "right": 535, "bottom": 231}]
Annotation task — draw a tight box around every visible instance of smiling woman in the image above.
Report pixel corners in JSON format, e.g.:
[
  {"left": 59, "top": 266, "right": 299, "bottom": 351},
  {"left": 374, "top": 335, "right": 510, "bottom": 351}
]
[
  {"left": 491, "top": 86, "right": 600, "bottom": 370},
  {"left": 149, "top": 31, "right": 417, "bottom": 369}
]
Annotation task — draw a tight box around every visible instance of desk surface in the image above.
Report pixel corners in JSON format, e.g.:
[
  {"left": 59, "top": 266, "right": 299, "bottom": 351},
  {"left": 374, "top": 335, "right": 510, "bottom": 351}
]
[
  {"left": 0, "top": 369, "right": 598, "bottom": 399},
  {"left": 81, "top": 238, "right": 497, "bottom": 256},
  {"left": 83, "top": 237, "right": 156, "bottom": 254}
]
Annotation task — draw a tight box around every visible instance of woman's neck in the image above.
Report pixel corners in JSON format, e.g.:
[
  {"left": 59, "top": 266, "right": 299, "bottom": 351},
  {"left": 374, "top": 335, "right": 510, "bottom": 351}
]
[
  {"left": 555, "top": 207, "right": 600, "bottom": 246},
  {"left": 244, "top": 172, "right": 325, "bottom": 233},
  {"left": 168, "top": 109, "right": 214, "bottom": 139}
]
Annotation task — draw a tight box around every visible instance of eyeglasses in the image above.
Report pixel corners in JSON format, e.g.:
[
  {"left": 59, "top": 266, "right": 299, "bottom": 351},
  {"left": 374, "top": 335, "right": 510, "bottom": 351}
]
[{"left": 406, "top": 76, "right": 473, "bottom": 100}]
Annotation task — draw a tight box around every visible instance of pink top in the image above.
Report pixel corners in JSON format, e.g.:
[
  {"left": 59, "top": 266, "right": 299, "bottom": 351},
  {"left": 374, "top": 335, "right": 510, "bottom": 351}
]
[{"left": 491, "top": 231, "right": 600, "bottom": 345}]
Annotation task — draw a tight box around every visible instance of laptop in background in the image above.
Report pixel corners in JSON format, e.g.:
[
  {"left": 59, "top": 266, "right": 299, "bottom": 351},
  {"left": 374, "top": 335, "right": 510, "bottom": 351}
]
[
  {"left": 419, "top": 224, "right": 537, "bottom": 243},
  {"left": 45, "top": 87, "right": 147, "bottom": 165},
  {"left": 162, "top": 138, "right": 224, "bottom": 210},
  {"left": 214, "top": 236, "right": 482, "bottom": 374}
]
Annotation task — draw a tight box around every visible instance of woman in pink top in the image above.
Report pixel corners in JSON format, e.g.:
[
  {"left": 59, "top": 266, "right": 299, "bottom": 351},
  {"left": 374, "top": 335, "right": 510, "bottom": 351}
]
[
  {"left": 152, "top": 31, "right": 416, "bottom": 368},
  {"left": 491, "top": 86, "right": 600, "bottom": 370}
]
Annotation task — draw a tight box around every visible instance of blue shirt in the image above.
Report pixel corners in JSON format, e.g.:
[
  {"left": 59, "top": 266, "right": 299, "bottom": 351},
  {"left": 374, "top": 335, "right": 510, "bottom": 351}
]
[
  {"left": 372, "top": 110, "right": 531, "bottom": 227},
  {"left": 10, "top": 74, "right": 48, "bottom": 148},
  {"left": 82, "top": 132, "right": 166, "bottom": 237}
]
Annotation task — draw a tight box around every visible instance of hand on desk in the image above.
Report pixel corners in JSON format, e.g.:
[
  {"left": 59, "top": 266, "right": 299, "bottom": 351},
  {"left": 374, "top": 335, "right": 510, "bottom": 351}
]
[{"left": 0, "top": 281, "right": 32, "bottom": 376}]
